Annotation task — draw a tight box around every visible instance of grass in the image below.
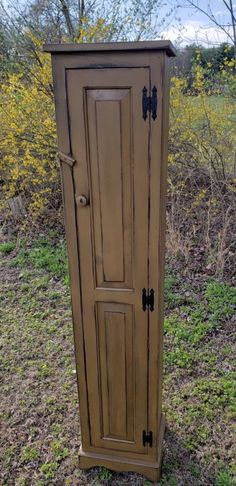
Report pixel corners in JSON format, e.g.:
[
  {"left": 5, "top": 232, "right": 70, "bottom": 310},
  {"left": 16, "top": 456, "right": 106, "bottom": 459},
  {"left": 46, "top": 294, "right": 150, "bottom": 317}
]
[
  {"left": 0, "top": 241, "right": 16, "bottom": 254},
  {"left": 9, "top": 237, "right": 69, "bottom": 283},
  {"left": 215, "top": 469, "right": 236, "bottom": 486},
  {"left": 0, "top": 238, "right": 235, "bottom": 485}
]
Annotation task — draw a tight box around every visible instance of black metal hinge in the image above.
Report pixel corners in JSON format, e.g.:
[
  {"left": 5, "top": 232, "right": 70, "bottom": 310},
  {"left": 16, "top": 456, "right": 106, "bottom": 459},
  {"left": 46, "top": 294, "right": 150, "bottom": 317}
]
[
  {"left": 142, "top": 86, "right": 157, "bottom": 121},
  {"left": 142, "top": 288, "right": 154, "bottom": 312},
  {"left": 143, "top": 430, "right": 153, "bottom": 447}
]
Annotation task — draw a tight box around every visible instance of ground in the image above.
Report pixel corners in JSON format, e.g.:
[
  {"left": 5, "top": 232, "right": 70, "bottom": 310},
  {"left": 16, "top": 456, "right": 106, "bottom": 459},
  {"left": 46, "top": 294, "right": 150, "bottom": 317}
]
[{"left": 0, "top": 238, "right": 235, "bottom": 486}]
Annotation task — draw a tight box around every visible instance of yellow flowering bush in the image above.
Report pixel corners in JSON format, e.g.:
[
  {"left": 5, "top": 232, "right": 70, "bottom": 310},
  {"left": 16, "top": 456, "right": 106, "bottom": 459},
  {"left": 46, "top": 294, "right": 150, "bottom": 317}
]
[
  {"left": 0, "top": 48, "right": 58, "bottom": 221},
  {"left": 0, "top": 21, "right": 113, "bottom": 225},
  {"left": 0, "top": 39, "right": 235, "bottom": 276},
  {"left": 167, "top": 55, "right": 236, "bottom": 276}
]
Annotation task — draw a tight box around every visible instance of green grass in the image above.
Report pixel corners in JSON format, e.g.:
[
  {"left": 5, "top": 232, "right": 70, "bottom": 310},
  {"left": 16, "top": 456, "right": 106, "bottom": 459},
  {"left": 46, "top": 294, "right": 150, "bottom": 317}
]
[
  {"left": 165, "top": 274, "right": 186, "bottom": 308},
  {"left": 0, "top": 241, "right": 16, "bottom": 254},
  {"left": 190, "top": 94, "right": 228, "bottom": 108},
  {"left": 96, "top": 467, "right": 113, "bottom": 481},
  {"left": 205, "top": 280, "right": 236, "bottom": 321},
  {"left": 164, "top": 278, "right": 236, "bottom": 369},
  {"left": 10, "top": 238, "right": 69, "bottom": 282},
  {"left": 40, "top": 462, "right": 59, "bottom": 480},
  {"left": 163, "top": 272, "right": 235, "bottom": 483},
  {"left": 215, "top": 469, "right": 236, "bottom": 486},
  {"left": 21, "top": 445, "right": 40, "bottom": 463},
  {"left": 1, "top": 237, "right": 235, "bottom": 485}
]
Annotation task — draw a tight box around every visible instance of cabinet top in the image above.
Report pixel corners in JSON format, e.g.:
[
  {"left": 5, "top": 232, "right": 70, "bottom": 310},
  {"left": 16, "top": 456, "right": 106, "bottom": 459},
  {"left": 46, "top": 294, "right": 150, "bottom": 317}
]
[{"left": 43, "top": 40, "right": 176, "bottom": 57}]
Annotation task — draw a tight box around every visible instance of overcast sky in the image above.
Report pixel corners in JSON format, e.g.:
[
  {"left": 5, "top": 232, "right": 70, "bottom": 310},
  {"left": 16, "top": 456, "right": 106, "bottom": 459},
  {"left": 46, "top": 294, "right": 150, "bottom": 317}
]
[
  {"left": 2, "top": 0, "right": 235, "bottom": 47},
  {"left": 163, "top": 0, "right": 235, "bottom": 46}
]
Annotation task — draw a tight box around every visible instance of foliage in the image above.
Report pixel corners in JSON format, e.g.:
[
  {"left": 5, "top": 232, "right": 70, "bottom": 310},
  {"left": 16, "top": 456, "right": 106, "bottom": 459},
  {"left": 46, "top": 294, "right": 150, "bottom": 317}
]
[
  {"left": 0, "top": 36, "right": 58, "bottom": 220},
  {"left": 0, "top": 241, "right": 16, "bottom": 254},
  {"left": 0, "top": 21, "right": 113, "bottom": 224},
  {"left": 0, "top": 12, "right": 235, "bottom": 280},
  {"left": 0, "top": 0, "right": 178, "bottom": 46},
  {"left": 21, "top": 445, "right": 40, "bottom": 463},
  {"left": 10, "top": 238, "right": 68, "bottom": 282},
  {"left": 173, "top": 43, "right": 235, "bottom": 86},
  {"left": 0, "top": 28, "right": 16, "bottom": 80},
  {"left": 183, "top": 0, "right": 236, "bottom": 58},
  {"left": 167, "top": 52, "right": 236, "bottom": 278},
  {"left": 96, "top": 467, "right": 113, "bottom": 481},
  {"left": 215, "top": 469, "right": 236, "bottom": 486},
  {"left": 0, "top": 8, "right": 125, "bottom": 224},
  {"left": 1, "top": 242, "right": 235, "bottom": 484},
  {"left": 164, "top": 278, "right": 236, "bottom": 369}
]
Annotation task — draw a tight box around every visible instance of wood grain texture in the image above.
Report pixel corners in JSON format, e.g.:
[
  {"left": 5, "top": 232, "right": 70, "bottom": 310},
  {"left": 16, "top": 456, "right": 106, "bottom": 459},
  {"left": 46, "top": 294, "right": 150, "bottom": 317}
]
[
  {"left": 66, "top": 67, "right": 149, "bottom": 455},
  {"left": 86, "top": 88, "right": 132, "bottom": 288},
  {"left": 78, "top": 414, "right": 165, "bottom": 482},
  {"left": 96, "top": 303, "right": 134, "bottom": 441},
  {"left": 48, "top": 44, "right": 173, "bottom": 478},
  {"left": 148, "top": 52, "right": 168, "bottom": 460},
  {"left": 43, "top": 40, "right": 176, "bottom": 56},
  {"left": 51, "top": 55, "right": 91, "bottom": 450}
]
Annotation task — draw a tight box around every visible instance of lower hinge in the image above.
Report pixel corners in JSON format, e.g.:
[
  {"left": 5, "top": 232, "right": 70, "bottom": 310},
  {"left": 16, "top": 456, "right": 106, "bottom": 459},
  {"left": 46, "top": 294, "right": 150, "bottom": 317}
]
[{"left": 142, "top": 430, "right": 153, "bottom": 447}]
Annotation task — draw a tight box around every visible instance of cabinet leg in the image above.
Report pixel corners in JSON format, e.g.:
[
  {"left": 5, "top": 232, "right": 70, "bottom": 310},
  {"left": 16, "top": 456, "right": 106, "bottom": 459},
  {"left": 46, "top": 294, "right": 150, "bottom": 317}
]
[{"left": 78, "top": 413, "right": 165, "bottom": 482}]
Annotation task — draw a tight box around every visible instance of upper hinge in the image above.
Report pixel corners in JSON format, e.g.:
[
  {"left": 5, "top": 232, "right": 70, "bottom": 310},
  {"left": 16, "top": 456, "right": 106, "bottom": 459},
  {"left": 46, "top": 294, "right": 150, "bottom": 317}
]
[
  {"left": 142, "top": 288, "right": 154, "bottom": 312},
  {"left": 142, "top": 86, "right": 157, "bottom": 121},
  {"left": 142, "top": 430, "right": 153, "bottom": 447}
]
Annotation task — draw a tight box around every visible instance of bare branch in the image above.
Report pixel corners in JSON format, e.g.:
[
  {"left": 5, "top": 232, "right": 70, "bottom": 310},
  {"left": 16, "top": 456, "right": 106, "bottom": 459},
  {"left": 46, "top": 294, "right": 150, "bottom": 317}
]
[
  {"left": 58, "top": 0, "right": 75, "bottom": 41},
  {"left": 184, "top": 0, "right": 236, "bottom": 54}
]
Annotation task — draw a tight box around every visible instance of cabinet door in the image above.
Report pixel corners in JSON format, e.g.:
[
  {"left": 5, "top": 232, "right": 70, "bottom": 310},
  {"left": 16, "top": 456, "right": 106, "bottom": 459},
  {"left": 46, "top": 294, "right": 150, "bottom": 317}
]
[{"left": 67, "top": 68, "right": 150, "bottom": 454}]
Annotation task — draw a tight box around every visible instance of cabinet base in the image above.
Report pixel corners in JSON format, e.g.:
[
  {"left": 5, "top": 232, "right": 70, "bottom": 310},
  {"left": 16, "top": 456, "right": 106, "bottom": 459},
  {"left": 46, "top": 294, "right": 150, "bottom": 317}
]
[{"left": 78, "top": 413, "right": 165, "bottom": 482}]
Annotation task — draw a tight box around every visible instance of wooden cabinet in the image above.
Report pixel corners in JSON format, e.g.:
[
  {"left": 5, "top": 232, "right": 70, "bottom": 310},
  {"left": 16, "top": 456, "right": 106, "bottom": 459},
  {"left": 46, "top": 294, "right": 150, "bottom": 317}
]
[{"left": 44, "top": 40, "right": 176, "bottom": 482}]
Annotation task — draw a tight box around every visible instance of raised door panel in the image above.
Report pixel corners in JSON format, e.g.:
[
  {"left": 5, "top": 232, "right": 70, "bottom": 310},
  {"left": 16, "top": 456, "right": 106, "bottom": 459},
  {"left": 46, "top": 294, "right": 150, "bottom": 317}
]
[
  {"left": 67, "top": 68, "right": 150, "bottom": 455},
  {"left": 86, "top": 89, "right": 133, "bottom": 289},
  {"left": 96, "top": 302, "right": 134, "bottom": 442}
]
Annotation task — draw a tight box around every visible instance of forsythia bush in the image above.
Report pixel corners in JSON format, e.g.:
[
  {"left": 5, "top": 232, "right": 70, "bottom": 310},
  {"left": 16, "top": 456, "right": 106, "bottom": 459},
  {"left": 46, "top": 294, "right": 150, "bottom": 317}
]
[
  {"left": 169, "top": 55, "right": 236, "bottom": 181},
  {"left": 0, "top": 22, "right": 114, "bottom": 224},
  {"left": 0, "top": 40, "right": 58, "bottom": 220},
  {"left": 167, "top": 53, "right": 236, "bottom": 276},
  {"left": 0, "top": 42, "right": 235, "bottom": 278}
]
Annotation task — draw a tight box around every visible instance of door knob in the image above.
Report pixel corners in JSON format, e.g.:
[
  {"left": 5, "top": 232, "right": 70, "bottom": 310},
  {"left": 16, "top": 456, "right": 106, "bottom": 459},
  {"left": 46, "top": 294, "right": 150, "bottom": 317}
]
[{"left": 76, "top": 195, "right": 89, "bottom": 207}]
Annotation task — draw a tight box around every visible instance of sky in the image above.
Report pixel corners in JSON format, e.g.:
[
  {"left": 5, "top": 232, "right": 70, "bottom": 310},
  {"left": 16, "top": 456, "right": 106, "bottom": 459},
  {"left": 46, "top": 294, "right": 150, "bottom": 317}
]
[
  {"left": 163, "top": 0, "right": 235, "bottom": 47},
  {"left": 2, "top": 0, "right": 235, "bottom": 47}
]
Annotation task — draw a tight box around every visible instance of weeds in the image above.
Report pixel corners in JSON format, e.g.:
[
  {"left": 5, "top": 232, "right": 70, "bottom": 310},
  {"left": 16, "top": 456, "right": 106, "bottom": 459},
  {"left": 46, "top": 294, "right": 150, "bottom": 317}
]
[
  {"left": 1, "top": 238, "right": 235, "bottom": 485},
  {"left": 0, "top": 241, "right": 16, "bottom": 254},
  {"left": 215, "top": 469, "right": 236, "bottom": 486},
  {"left": 10, "top": 238, "right": 68, "bottom": 282},
  {"left": 21, "top": 446, "right": 40, "bottom": 463},
  {"left": 164, "top": 278, "right": 236, "bottom": 370}
]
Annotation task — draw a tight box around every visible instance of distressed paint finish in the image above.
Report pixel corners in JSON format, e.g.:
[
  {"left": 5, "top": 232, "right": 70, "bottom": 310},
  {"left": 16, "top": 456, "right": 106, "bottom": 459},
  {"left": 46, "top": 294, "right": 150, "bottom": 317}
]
[{"left": 44, "top": 40, "right": 175, "bottom": 482}]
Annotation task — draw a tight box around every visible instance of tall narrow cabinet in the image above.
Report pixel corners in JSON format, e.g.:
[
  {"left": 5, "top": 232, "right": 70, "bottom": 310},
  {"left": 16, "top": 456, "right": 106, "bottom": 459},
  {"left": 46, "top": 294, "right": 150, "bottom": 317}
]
[{"left": 44, "top": 41, "right": 176, "bottom": 482}]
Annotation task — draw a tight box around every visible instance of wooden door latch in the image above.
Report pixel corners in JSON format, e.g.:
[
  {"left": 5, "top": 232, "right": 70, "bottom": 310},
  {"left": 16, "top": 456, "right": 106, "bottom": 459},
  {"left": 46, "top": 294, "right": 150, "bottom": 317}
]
[{"left": 58, "top": 151, "right": 76, "bottom": 167}]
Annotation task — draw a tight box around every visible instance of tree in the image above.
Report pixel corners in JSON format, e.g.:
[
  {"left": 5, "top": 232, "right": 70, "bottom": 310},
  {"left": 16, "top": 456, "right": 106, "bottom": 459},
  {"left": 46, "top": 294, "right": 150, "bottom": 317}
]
[
  {"left": 0, "top": 0, "right": 179, "bottom": 223},
  {"left": 0, "top": 0, "right": 178, "bottom": 46},
  {"left": 183, "top": 0, "right": 236, "bottom": 57}
]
